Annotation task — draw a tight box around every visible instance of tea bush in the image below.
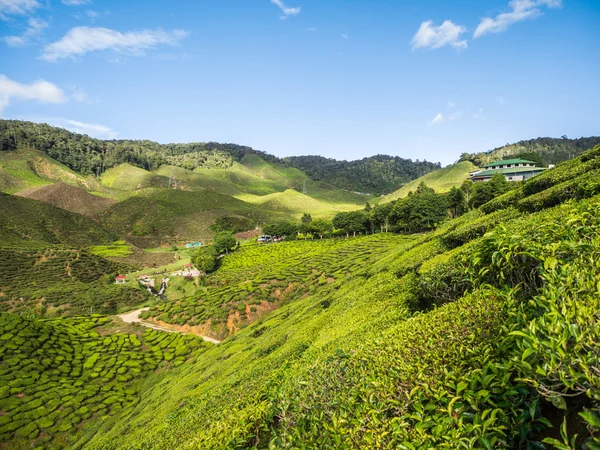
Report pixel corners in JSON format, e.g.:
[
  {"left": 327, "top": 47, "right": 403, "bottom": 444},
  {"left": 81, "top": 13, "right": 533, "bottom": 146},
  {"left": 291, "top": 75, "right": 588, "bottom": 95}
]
[{"left": 0, "top": 313, "right": 210, "bottom": 448}]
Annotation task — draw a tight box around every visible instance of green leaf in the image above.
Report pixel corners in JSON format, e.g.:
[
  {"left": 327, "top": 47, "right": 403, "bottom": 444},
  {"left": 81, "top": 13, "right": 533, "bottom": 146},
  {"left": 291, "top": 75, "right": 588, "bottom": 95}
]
[
  {"left": 550, "top": 395, "right": 567, "bottom": 411},
  {"left": 579, "top": 410, "right": 600, "bottom": 428},
  {"left": 542, "top": 437, "right": 570, "bottom": 450}
]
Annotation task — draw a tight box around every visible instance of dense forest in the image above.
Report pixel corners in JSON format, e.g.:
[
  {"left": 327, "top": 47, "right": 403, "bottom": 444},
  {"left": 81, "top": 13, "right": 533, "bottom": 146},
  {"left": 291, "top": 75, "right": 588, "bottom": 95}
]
[
  {"left": 284, "top": 154, "right": 442, "bottom": 195},
  {"left": 0, "top": 120, "right": 278, "bottom": 176},
  {"left": 459, "top": 136, "right": 600, "bottom": 166}
]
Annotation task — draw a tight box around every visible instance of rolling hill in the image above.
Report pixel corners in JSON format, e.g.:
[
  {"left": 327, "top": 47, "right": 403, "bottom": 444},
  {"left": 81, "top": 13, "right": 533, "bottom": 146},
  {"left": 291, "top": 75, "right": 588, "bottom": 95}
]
[
  {"left": 379, "top": 160, "right": 476, "bottom": 203},
  {"left": 15, "top": 182, "right": 116, "bottom": 218}
]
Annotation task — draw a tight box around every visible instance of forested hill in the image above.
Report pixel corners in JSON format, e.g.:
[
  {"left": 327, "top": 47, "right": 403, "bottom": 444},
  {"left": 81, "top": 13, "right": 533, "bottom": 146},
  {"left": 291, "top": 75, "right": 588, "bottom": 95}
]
[
  {"left": 283, "top": 155, "right": 441, "bottom": 195},
  {"left": 459, "top": 136, "right": 600, "bottom": 166},
  {"left": 0, "top": 120, "right": 278, "bottom": 176},
  {"left": 0, "top": 120, "right": 440, "bottom": 195}
]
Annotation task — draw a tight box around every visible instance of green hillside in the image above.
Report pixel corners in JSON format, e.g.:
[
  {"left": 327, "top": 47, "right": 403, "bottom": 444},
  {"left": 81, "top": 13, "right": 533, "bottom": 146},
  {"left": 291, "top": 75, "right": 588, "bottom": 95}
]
[
  {"left": 1, "top": 133, "right": 600, "bottom": 449},
  {"left": 460, "top": 136, "right": 600, "bottom": 166},
  {"left": 380, "top": 160, "right": 476, "bottom": 203},
  {"left": 16, "top": 183, "right": 116, "bottom": 218},
  {"left": 0, "top": 193, "right": 116, "bottom": 248},
  {"left": 237, "top": 189, "right": 369, "bottom": 218},
  {"left": 0, "top": 148, "right": 103, "bottom": 195},
  {"left": 61, "top": 145, "right": 600, "bottom": 449},
  {"left": 97, "top": 188, "right": 285, "bottom": 247},
  {"left": 0, "top": 313, "right": 211, "bottom": 448}
]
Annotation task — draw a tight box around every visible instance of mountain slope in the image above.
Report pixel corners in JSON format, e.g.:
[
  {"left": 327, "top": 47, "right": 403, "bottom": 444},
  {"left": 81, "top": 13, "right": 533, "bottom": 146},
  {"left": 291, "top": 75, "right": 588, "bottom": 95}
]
[
  {"left": 380, "top": 161, "right": 476, "bottom": 203},
  {"left": 78, "top": 145, "right": 600, "bottom": 450},
  {"left": 284, "top": 154, "right": 442, "bottom": 195},
  {"left": 460, "top": 136, "right": 600, "bottom": 166},
  {"left": 0, "top": 193, "right": 116, "bottom": 248},
  {"left": 16, "top": 182, "right": 116, "bottom": 218}
]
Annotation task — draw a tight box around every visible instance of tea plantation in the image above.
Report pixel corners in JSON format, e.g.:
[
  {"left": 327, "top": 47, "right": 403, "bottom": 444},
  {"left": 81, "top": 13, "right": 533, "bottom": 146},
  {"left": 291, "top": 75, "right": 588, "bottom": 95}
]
[
  {"left": 1, "top": 144, "right": 600, "bottom": 449},
  {"left": 81, "top": 145, "right": 600, "bottom": 449},
  {"left": 0, "top": 313, "right": 211, "bottom": 448},
  {"left": 0, "top": 247, "right": 147, "bottom": 316},
  {"left": 144, "top": 234, "right": 413, "bottom": 337}
]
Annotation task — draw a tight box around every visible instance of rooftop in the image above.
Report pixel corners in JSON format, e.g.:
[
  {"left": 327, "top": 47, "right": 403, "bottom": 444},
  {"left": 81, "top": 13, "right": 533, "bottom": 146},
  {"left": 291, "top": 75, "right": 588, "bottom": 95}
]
[
  {"left": 473, "top": 166, "right": 547, "bottom": 177},
  {"left": 483, "top": 158, "right": 537, "bottom": 168}
]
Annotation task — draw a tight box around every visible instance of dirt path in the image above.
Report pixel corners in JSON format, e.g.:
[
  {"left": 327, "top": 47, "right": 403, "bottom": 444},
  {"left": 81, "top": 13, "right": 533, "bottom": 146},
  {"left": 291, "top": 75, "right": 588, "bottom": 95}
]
[{"left": 118, "top": 308, "right": 221, "bottom": 344}]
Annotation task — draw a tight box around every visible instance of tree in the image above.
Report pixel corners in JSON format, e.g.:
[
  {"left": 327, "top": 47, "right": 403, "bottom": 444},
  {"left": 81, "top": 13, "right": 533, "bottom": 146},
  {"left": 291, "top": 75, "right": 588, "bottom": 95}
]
[
  {"left": 371, "top": 203, "right": 393, "bottom": 232},
  {"left": 333, "top": 211, "right": 368, "bottom": 237},
  {"left": 364, "top": 202, "right": 372, "bottom": 212},
  {"left": 213, "top": 231, "right": 237, "bottom": 254},
  {"left": 299, "top": 213, "right": 313, "bottom": 234},
  {"left": 192, "top": 246, "right": 218, "bottom": 273},
  {"left": 210, "top": 217, "right": 235, "bottom": 233},
  {"left": 390, "top": 188, "right": 448, "bottom": 233},
  {"left": 309, "top": 219, "right": 333, "bottom": 239},
  {"left": 447, "top": 186, "right": 466, "bottom": 218},
  {"left": 470, "top": 173, "right": 510, "bottom": 209},
  {"left": 262, "top": 221, "right": 298, "bottom": 238}
]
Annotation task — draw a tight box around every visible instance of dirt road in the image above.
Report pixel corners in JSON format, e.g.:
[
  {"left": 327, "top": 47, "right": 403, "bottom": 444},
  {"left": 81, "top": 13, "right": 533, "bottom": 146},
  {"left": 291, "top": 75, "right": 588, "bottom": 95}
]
[{"left": 118, "top": 308, "right": 221, "bottom": 344}]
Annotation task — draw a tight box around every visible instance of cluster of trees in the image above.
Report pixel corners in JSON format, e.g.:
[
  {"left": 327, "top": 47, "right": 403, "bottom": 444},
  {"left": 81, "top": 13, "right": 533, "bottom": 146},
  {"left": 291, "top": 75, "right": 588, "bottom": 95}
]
[
  {"left": 459, "top": 136, "right": 600, "bottom": 167},
  {"left": 191, "top": 231, "right": 238, "bottom": 274},
  {"left": 284, "top": 154, "right": 442, "bottom": 195},
  {"left": 0, "top": 120, "right": 277, "bottom": 176},
  {"left": 209, "top": 216, "right": 254, "bottom": 234},
  {"left": 262, "top": 214, "right": 335, "bottom": 240},
  {"left": 329, "top": 176, "right": 512, "bottom": 236}
]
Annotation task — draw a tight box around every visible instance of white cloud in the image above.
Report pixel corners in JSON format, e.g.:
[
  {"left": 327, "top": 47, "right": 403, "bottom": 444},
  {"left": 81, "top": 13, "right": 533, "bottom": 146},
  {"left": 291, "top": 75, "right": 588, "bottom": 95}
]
[
  {"left": 474, "top": 0, "right": 562, "bottom": 38},
  {"left": 473, "top": 108, "right": 486, "bottom": 120},
  {"left": 306, "top": 27, "right": 316, "bottom": 32},
  {"left": 447, "top": 101, "right": 456, "bottom": 108},
  {"left": 341, "top": 34, "right": 348, "bottom": 39},
  {"left": 52, "top": 118, "right": 116, "bottom": 139},
  {"left": 3, "top": 17, "right": 48, "bottom": 47},
  {"left": 496, "top": 96, "right": 506, "bottom": 105},
  {"left": 412, "top": 20, "right": 467, "bottom": 50},
  {"left": 0, "top": 74, "right": 67, "bottom": 114},
  {"left": 270, "top": 0, "right": 300, "bottom": 19},
  {"left": 430, "top": 111, "right": 462, "bottom": 126},
  {"left": 0, "top": 0, "right": 40, "bottom": 18},
  {"left": 41, "top": 26, "right": 189, "bottom": 62},
  {"left": 62, "top": 0, "right": 92, "bottom": 5},
  {"left": 70, "top": 87, "right": 86, "bottom": 102}
]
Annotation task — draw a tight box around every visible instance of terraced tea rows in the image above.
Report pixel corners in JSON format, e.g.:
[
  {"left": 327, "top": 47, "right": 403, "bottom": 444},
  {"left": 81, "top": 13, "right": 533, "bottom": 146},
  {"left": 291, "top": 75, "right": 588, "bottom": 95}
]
[
  {"left": 0, "top": 247, "right": 146, "bottom": 316},
  {"left": 0, "top": 313, "right": 210, "bottom": 448},
  {"left": 145, "top": 234, "right": 413, "bottom": 336}
]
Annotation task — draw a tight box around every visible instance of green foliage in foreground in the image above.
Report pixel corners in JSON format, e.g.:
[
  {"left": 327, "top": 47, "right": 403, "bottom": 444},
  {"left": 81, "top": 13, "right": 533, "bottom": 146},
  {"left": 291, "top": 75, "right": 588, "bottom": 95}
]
[
  {"left": 83, "top": 195, "right": 600, "bottom": 450},
  {"left": 0, "top": 314, "right": 210, "bottom": 448}
]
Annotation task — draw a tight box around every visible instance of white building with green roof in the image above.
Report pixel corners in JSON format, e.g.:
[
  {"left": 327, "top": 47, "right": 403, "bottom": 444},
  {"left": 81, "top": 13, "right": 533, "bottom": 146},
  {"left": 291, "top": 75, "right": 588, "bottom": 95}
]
[{"left": 469, "top": 158, "right": 547, "bottom": 183}]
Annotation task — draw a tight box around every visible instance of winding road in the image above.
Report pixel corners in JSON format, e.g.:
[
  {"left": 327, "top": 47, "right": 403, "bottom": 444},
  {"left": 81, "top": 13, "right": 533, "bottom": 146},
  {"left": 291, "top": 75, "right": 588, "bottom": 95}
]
[{"left": 118, "top": 308, "right": 221, "bottom": 344}]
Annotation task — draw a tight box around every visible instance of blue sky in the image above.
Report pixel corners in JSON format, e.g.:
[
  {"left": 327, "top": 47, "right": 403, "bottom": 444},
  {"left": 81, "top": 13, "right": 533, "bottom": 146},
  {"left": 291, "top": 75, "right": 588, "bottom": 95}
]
[{"left": 0, "top": 0, "right": 599, "bottom": 165}]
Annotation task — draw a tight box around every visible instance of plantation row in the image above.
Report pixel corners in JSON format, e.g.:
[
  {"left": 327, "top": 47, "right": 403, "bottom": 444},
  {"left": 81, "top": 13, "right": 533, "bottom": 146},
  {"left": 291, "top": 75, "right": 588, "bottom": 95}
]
[
  {"left": 0, "top": 313, "right": 210, "bottom": 448},
  {"left": 145, "top": 234, "right": 411, "bottom": 334},
  {"left": 0, "top": 247, "right": 146, "bottom": 316}
]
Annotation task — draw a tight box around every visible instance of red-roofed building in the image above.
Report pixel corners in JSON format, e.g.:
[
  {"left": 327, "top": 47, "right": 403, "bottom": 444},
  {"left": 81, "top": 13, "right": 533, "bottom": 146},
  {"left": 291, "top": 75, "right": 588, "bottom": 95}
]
[{"left": 115, "top": 275, "right": 126, "bottom": 285}]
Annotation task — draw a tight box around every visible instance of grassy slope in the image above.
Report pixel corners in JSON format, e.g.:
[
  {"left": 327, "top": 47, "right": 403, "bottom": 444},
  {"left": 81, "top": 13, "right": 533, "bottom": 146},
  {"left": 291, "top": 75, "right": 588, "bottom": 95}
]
[
  {"left": 15, "top": 183, "right": 116, "bottom": 218},
  {"left": 0, "top": 149, "right": 103, "bottom": 194},
  {"left": 379, "top": 161, "right": 476, "bottom": 203},
  {"left": 97, "top": 188, "right": 287, "bottom": 247},
  {"left": 0, "top": 193, "right": 116, "bottom": 248},
  {"left": 77, "top": 146, "right": 600, "bottom": 449}
]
